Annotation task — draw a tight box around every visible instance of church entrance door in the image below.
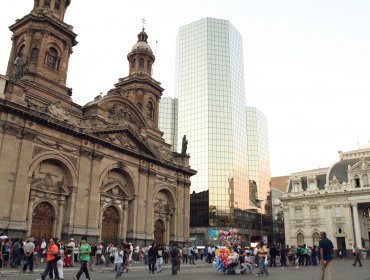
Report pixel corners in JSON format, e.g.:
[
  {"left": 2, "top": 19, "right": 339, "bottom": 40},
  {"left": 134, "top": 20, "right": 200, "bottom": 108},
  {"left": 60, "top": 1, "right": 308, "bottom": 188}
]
[
  {"left": 101, "top": 206, "right": 119, "bottom": 242},
  {"left": 154, "top": 219, "right": 165, "bottom": 245},
  {"left": 31, "top": 202, "right": 54, "bottom": 241}
]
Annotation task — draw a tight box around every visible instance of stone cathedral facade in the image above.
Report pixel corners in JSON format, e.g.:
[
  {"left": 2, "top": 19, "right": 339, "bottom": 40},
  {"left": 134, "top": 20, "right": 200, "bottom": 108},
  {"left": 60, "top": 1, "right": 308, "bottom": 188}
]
[{"left": 0, "top": 0, "right": 196, "bottom": 245}]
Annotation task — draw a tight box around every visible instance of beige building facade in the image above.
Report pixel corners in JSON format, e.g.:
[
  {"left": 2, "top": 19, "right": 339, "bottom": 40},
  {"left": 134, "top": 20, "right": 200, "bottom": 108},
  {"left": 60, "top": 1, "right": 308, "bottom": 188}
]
[
  {"left": 0, "top": 0, "right": 195, "bottom": 245},
  {"left": 281, "top": 148, "right": 370, "bottom": 255}
]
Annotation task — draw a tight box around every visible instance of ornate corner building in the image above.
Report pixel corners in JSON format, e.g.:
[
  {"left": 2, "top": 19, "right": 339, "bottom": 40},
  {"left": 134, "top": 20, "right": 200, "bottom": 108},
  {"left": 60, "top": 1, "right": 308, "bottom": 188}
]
[
  {"left": 281, "top": 148, "right": 370, "bottom": 255},
  {"left": 0, "top": 0, "right": 196, "bottom": 245}
]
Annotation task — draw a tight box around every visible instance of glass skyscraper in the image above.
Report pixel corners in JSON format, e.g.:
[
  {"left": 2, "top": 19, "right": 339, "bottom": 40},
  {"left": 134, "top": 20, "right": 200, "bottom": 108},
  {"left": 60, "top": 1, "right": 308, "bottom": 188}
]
[
  {"left": 176, "top": 18, "right": 249, "bottom": 227},
  {"left": 158, "top": 97, "right": 178, "bottom": 151},
  {"left": 246, "top": 107, "right": 271, "bottom": 213},
  {"left": 158, "top": 18, "right": 272, "bottom": 244}
]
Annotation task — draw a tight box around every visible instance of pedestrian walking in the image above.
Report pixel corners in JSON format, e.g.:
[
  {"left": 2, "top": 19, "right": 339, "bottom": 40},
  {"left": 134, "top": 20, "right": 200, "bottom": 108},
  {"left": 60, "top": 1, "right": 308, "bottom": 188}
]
[
  {"left": 352, "top": 246, "right": 363, "bottom": 267},
  {"left": 255, "top": 241, "right": 269, "bottom": 277},
  {"left": 319, "top": 231, "right": 334, "bottom": 280},
  {"left": 157, "top": 245, "right": 164, "bottom": 272},
  {"left": 147, "top": 242, "right": 157, "bottom": 274},
  {"left": 73, "top": 237, "right": 91, "bottom": 280},
  {"left": 170, "top": 243, "right": 180, "bottom": 275},
  {"left": 40, "top": 238, "right": 60, "bottom": 280},
  {"left": 114, "top": 245, "right": 124, "bottom": 278}
]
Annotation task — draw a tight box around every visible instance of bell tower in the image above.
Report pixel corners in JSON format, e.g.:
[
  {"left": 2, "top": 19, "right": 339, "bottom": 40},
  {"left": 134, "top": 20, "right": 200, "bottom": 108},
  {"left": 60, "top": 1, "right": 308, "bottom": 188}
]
[
  {"left": 112, "top": 27, "right": 163, "bottom": 132},
  {"left": 6, "top": 0, "right": 77, "bottom": 100},
  {"left": 127, "top": 28, "right": 155, "bottom": 77}
]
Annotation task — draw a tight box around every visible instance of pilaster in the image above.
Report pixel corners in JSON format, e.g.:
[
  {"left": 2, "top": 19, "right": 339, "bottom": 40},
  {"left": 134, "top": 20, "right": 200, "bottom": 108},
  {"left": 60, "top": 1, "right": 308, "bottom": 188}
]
[
  {"left": 86, "top": 152, "right": 103, "bottom": 237},
  {"left": 9, "top": 132, "right": 35, "bottom": 229},
  {"left": 351, "top": 203, "right": 362, "bottom": 248}
]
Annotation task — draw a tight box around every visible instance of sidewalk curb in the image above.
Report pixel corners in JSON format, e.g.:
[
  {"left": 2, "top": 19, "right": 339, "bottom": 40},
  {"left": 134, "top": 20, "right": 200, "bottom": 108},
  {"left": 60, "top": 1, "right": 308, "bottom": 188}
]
[{"left": 0, "top": 263, "right": 211, "bottom": 276}]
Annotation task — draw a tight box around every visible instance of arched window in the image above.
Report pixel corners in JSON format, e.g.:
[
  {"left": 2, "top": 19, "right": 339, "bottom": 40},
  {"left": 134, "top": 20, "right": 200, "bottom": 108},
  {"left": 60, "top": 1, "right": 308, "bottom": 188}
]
[
  {"left": 30, "top": 48, "right": 39, "bottom": 63},
  {"left": 131, "top": 59, "right": 136, "bottom": 70},
  {"left": 297, "top": 233, "right": 304, "bottom": 246},
  {"left": 55, "top": 0, "right": 61, "bottom": 10},
  {"left": 17, "top": 45, "right": 25, "bottom": 57},
  {"left": 46, "top": 47, "right": 58, "bottom": 69},
  {"left": 312, "top": 232, "right": 320, "bottom": 247},
  {"left": 147, "top": 60, "right": 150, "bottom": 71},
  {"left": 139, "top": 58, "right": 144, "bottom": 68},
  {"left": 147, "top": 102, "right": 154, "bottom": 119},
  {"left": 354, "top": 175, "right": 361, "bottom": 188},
  {"left": 44, "top": 0, "right": 51, "bottom": 6}
]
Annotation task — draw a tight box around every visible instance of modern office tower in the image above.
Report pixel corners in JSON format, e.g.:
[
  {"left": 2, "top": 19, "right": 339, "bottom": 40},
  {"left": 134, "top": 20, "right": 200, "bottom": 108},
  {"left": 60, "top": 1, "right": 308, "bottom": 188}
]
[
  {"left": 159, "top": 97, "right": 178, "bottom": 151},
  {"left": 176, "top": 18, "right": 250, "bottom": 230},
  {"left": 246, "top": 107, "right": 271, "bottom": 214}
]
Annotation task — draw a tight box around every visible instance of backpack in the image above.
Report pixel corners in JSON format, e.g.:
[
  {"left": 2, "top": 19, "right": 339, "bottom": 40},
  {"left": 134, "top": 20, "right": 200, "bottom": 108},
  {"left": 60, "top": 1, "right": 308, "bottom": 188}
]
[
  {"left": 170, "top": 248, "right": 178, "bottom": 258},
  {"left": 13, "top": 242, "right": 21, "bottom": 254}
]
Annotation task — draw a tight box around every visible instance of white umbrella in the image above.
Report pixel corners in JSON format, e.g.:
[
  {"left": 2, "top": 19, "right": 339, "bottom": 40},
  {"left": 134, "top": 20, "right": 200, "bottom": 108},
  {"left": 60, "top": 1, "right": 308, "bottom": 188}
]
[{"left": 0, "top": 235, "right": 8, "bottom": 239}]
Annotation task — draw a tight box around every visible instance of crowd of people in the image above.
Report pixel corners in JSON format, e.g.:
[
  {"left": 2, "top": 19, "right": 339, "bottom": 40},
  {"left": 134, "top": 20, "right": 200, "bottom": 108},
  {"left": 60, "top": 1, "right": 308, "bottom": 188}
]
[{"left": 0, "top": 231, "right": 368, "bottom": 279}]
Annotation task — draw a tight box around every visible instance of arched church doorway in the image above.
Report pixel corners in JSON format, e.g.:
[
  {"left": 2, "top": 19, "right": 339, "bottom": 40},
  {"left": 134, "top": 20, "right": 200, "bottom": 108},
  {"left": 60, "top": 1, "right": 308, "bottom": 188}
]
[
  {"left": 154, "top": 219, "right": 165, "bottom": 245},
  {"left": 31, "top": 202, "right": 54, "bottom": 241},
  {"left": 101, "top": 206, "right": 119, "bottom": 242}
]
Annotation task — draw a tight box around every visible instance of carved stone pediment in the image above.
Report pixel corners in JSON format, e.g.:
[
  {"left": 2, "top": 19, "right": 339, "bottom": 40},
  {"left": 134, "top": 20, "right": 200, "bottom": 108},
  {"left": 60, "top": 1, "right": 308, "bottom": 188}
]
[
  {"left": 85, "top": 126, "right": 158, "bottom": 158},
  {"left": 348, "top": 158, "right": 370, "bottom": 173},
  {"left": 100, "top": 133, "right": 137, "bottom": 150},
  {"left": 31, "top": 173, "right": 70, "bottom": 196},
  {"left": 101, "top": 181, "right": 133, "bottom": 200}
]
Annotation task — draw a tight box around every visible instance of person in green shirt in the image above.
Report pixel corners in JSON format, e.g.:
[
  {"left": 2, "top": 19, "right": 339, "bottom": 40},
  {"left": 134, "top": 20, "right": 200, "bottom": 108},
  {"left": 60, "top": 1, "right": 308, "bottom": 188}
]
[{"left": 73, "top": 237, "right": 91, "bottom": 280}]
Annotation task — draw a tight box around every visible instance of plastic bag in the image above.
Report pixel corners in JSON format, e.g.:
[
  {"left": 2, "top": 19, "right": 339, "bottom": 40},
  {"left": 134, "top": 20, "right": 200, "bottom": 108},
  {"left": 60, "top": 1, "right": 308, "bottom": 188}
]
[{"left": 264, "top": 256, "right": 268, "bottom": 265}]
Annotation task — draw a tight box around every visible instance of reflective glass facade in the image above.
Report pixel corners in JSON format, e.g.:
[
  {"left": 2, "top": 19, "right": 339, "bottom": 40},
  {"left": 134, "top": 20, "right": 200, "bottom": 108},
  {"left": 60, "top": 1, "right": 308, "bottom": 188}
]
[
  {"left": 176, "top": 18, "right": 249, "bottom": 226},
  {"left": 246, "top": 107, "right": 271, "bottom": 214},
  {"left": 158, "top": 97, "right": 178, "bottom": 151}
]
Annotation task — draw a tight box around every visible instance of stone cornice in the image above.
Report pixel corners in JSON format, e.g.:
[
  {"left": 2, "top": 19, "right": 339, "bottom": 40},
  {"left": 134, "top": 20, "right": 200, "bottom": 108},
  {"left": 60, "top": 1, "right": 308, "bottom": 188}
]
[
  {"left": 0, "top": 99, "right": 196, "bottom": 176},
  {"left": 281, "top": 188, "right": 370, "bottom": 202},
  {"left": 10, "top": 13, "right": 78, "bottom": 45}
]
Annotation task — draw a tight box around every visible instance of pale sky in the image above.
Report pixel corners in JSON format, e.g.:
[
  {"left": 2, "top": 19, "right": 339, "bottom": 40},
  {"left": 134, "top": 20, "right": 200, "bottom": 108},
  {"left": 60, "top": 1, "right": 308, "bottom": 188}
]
[{"left": 1, "top": 0, "right": 370, "bottom": 177}]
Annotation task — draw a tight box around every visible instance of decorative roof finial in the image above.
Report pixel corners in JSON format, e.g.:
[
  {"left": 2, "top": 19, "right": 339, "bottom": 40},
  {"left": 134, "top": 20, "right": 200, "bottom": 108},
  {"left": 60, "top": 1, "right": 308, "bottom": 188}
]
[{"left": 142, "top": 18, "right": 146, "bottom": 31}]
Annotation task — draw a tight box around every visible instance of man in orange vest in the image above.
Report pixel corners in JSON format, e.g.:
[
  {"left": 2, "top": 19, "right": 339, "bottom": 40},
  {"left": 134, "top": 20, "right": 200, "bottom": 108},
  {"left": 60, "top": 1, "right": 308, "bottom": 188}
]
[{"left": 40, "top": 238, "right": 60, "bottom": 280}]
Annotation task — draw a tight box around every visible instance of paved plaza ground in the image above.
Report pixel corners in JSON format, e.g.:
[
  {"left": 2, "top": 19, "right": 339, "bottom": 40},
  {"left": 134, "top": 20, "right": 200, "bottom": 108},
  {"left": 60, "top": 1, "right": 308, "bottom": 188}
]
[{"left": 1, "top": 259, "right": 369, "bottom": 280}]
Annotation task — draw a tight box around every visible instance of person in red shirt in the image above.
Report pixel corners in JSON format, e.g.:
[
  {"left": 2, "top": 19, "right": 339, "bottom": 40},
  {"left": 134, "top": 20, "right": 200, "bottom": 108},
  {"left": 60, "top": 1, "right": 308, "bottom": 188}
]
[{"left": 40, "top": 238, "right": 60, "bottom": 280}]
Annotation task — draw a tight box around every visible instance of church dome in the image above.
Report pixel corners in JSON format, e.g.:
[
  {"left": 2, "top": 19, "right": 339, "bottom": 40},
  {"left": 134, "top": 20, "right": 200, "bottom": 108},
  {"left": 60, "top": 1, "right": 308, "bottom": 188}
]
[
  {"left": 131, "top": 28, "right": 152, "bottom": 53},
  {"left": 131, "top": 40, "right": 152, "bottom": 52}
]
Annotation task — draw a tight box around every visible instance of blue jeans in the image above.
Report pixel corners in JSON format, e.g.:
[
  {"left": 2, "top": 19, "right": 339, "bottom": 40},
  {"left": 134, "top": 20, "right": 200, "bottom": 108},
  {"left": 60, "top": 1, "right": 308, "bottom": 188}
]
[
  {"left": 157, "top": 257, "right": 163, "bottom": 272},
  {"left": 257, "top": 257, "right": 269, "bottom": 276},
  {"left": 115, "top": 263, "right": 123, "bottom": 277}
]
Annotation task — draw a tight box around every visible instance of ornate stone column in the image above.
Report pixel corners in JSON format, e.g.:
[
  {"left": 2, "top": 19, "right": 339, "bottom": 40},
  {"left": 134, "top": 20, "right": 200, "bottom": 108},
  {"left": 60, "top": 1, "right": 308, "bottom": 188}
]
[
  {"left": 166, "top": 216, "right": 170, "bottom": 244},
  {"left": 26, "top": 192, "right": 35, "bottom": 237},
  {"left": 122, "top": 200, "right": 129, "bottom": 241},
  {"left": 98, "top": 200, "right": 104, "bottom": 239},
  {"left": 65, "top": 186, "right": 77, "bottom": 234},
  {"left": 52, "top": 216, "right": 58, "bottom": 238},
  {"left": 56, "top": 197, "right": 66, "bottom": 239},
  {"left": 351, "top": 203, "right": 362, "bottom": 248}
]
